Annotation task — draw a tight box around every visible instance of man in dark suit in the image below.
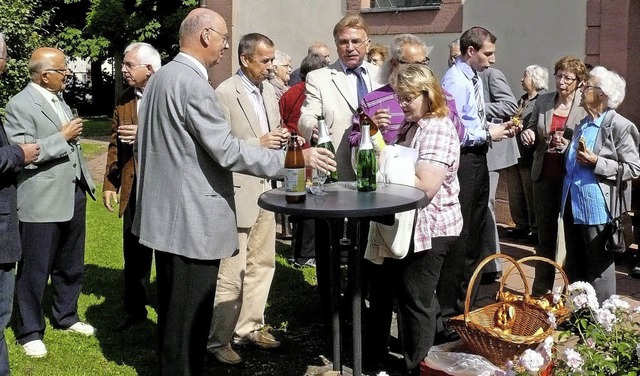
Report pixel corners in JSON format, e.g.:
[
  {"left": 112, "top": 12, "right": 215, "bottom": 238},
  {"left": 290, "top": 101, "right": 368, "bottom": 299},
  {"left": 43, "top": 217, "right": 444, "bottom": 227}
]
[
  {"left": 4, "top": 47, "right": 96, "bottom": 358},
  {"left": 133, "top": 9, "right": 335, "bottom": 376},
  {"left": 0, "top": 31, "right": 40, "bottom": 374},
  {"left": 103, "top": 42, "right": 160, "bottom": 331}
]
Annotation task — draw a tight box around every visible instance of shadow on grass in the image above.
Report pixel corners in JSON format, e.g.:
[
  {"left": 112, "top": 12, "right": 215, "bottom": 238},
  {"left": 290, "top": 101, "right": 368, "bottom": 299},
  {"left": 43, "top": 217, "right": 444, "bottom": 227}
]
[{"left": 82, "top": 263, "right": 159, "bottom": 376}]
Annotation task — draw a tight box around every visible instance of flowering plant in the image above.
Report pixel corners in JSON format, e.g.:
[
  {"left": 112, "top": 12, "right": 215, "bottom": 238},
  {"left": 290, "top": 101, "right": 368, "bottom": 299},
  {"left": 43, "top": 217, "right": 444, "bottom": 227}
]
[{"left": 504, "top": 281, "right": 640, "bottom": 375}]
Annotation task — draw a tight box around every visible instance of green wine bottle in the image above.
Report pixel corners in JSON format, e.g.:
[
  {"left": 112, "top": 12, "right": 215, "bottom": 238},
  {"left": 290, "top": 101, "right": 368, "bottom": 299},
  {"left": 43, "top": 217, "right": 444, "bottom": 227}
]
[
  {"left": 316, "top": 115, "right": 338, "bottom": 183},
  {"left": 357, "top": 123, "right": 377, "bottom": 192}
]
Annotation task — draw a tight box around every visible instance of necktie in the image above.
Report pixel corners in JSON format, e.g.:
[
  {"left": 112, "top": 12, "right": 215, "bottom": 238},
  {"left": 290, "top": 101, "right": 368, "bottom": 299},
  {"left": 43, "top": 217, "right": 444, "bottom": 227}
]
[
  {"left": 472, "top": 74, "right": 486, "bottom": 128},
  {"left": 348, "top": 67, "right": 368, "bottom": 105},
  {"left": 253, "top": 87, "right": 270, "bottom": 135},
  {"left": 51, "top": 96, "right": 69, "bottom": 124}
]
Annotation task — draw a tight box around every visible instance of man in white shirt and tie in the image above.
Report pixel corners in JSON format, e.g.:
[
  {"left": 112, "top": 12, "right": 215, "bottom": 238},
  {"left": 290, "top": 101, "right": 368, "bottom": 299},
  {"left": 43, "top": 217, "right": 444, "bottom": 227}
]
[
  {"left": 3, "top": 47, "right": 96, "bottom": 358},
  {"left": 207, "top": 32, "right": 289, "bottom": 366}
]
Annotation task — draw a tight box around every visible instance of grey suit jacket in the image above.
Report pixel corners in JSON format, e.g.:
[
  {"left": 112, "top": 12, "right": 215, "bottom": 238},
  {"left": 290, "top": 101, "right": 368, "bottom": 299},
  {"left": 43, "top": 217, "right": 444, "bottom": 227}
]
[
  {"left": 524, "top": 91, "right": 587, "bottom": 181},
  {"left": 134, "top": 53, "right": 285, "bottom": 260},
  {"left": 0, "top": 121, "right": 23, "bottom": 263},
  {"left": 564, "top": 110, "right": 640, "bottom": 217},
  {"left": 216, "top": 74, "right": 281, "bottom": 228},
  {"left": 4, "top": 84, "right": 96, "bottom": 222},
  {"left": 480, "top": 68, "right": 519, "bottom": 171},
  {"left": 299, "top": 60, "right": 383, "bottom": 180}
]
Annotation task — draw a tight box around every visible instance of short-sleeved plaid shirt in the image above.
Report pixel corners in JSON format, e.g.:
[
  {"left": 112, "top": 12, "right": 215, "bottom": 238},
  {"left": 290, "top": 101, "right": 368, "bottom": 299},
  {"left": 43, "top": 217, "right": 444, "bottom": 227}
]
[{"left": 397, "top": 116, "right": 462, "bottom": 251}]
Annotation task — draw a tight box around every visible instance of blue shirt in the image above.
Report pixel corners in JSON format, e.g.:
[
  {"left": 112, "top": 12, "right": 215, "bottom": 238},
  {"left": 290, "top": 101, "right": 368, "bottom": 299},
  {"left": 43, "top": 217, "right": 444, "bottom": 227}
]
[
  {"left": 441, "top": 58, "right": 487, "bottom": 147},
  {"left": 562, "top": 112, "right": 610, "bottom": 225}
]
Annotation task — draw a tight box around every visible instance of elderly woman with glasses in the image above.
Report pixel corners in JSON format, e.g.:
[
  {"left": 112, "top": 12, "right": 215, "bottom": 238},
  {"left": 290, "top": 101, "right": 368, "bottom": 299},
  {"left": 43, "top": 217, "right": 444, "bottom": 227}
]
[
  {"left": 520, "top": 56, "right": 587, "bottom": 296},
  {"left": 365, "top": 64, "right": 461, "bottom": 376},
  {"left": 561, "top": 66, "right": 640, "bottom": 302}
]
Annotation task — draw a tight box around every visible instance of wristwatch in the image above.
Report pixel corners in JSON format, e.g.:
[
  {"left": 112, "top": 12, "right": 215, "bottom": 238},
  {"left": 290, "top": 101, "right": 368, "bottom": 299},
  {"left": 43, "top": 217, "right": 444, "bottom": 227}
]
[{"left": 486, "top": 130, "right": 492, "bottom": 147}]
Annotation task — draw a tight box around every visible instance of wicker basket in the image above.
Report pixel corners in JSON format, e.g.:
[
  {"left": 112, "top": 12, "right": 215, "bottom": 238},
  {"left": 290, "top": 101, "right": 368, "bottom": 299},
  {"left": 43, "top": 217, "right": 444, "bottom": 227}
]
[
  {"left": 448, "top": 254, "right": 554, "bottom": 366},
  {"left": 499, "top": 255, "right": 572, "bottom": 324}
]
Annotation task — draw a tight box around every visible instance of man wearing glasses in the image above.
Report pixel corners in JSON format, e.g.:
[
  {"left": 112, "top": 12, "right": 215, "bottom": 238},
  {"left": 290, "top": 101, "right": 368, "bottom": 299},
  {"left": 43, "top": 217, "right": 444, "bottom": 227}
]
[
  {"left": 4, "top": 47, "right": 96, "bottom": 358},
  {"left": 102, "top": 42, "right": 161, "bottom": 331},
  {"left": 299, "top": 14, "right": 384, "bottom": 181}
]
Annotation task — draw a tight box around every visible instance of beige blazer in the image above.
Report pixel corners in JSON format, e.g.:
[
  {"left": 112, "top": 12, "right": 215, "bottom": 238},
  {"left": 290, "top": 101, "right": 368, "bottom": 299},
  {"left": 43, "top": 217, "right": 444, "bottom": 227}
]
[
  {"left": 299, "top": 60, "right": 383, "bottom": 180},
  {"left": 525, "top": 91, "right": 587, "bottom": 181},
  {"left": 216, "top": 74, "right": 282, "bottom": 228}
]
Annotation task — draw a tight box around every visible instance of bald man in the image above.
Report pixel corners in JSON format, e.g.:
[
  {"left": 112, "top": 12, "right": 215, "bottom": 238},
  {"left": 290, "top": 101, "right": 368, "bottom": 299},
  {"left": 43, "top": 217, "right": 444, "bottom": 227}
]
[
  {"left": 133, "top": 9, "right": 334, "bottom": 375},
  {"left": 4, "top": 47, "right": 96, "bottom": 358}
]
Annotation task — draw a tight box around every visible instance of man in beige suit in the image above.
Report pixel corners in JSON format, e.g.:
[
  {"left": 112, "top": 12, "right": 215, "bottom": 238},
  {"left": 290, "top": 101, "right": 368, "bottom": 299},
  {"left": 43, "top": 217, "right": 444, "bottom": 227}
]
[
  {"left": 299, "top": 14, "right": 383, "bottom": 181},
  {"left": 207, "top": 32, "right": 289, "bottom": 366}
]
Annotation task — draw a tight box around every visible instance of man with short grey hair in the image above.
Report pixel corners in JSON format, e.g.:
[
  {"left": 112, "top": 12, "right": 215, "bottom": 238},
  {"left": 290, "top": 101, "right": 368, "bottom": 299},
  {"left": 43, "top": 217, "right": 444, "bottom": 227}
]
[
  {"left": 103, "top": 41, "right": 161, "bottom": 331},
  {"left": 0, "top": 31, "right": 40, "bottom": 373},
  {"left": 288, "top": 41, "right": 331, "bottom": 86}
]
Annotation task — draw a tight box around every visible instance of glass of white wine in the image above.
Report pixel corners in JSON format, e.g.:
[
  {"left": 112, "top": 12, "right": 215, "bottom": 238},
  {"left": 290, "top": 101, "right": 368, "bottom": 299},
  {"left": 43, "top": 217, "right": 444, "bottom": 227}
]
[{"left": 23, "top": 135, "right": 38, "bottom": 169}]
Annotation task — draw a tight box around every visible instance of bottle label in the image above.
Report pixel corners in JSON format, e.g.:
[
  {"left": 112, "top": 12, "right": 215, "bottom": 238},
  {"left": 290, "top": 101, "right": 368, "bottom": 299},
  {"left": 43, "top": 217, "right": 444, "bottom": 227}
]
[
  {"left": 317, "top": 135, "right": 332, "bottom": 144},
  {"left": 284, "top": 168, "right": 306, "bottom": 195}
]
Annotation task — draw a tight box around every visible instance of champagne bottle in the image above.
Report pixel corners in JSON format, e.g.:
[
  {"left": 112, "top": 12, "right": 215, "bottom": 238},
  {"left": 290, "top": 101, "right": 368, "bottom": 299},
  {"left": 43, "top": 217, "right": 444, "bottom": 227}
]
[
  {"left": 357, "top": 107, "right": 385, "bottom": 153},
  {"left": 357, "top": 123, "right": 377, "bottom": 192},
  {"left": 284, "top": 133, "right": 306, "bottom": 204},
  {"left": 316, "top": 115, "right": 338, "bottom": 183}
]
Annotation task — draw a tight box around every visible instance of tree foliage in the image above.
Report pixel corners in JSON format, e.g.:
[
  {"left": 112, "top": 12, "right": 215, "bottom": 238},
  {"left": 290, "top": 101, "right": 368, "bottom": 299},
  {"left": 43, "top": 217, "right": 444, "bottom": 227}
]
[{"left": 1, "top": 0, "right": 198, "bottom": 114}]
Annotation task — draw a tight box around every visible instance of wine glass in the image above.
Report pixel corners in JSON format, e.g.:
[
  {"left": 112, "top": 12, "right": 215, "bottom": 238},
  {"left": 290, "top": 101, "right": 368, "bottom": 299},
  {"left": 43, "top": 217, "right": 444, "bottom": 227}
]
[
  {"left": 70, "top": 108, "right": 81, "bottom": 143},
  {"left": 315, "top": 167, "right": 327, "bottom": 196},
  {"left": 23, "top": 135, "right": 38, "bottom": 170}
]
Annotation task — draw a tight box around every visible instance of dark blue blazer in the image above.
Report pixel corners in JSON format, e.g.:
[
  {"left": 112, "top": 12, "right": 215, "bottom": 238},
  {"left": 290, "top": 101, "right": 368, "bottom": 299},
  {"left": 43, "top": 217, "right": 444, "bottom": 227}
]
[{"left": 0, "top": 120, "right": 23, "bottom": 264}]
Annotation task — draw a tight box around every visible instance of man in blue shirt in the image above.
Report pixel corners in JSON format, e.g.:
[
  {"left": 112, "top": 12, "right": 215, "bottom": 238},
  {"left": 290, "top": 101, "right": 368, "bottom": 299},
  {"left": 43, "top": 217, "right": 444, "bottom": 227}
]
[{"left": 436, "top": 26, "right": 515, "bottom": 343}]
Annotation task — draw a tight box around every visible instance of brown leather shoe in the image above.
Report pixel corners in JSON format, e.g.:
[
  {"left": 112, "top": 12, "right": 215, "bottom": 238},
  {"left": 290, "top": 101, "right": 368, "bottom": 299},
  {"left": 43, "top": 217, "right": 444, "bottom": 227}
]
[
  {"left": 240, "top": 329, "right": 281, "bottom": 349},
  {"left": 212, "top": 345, "right": 243, "bottom": 365}
]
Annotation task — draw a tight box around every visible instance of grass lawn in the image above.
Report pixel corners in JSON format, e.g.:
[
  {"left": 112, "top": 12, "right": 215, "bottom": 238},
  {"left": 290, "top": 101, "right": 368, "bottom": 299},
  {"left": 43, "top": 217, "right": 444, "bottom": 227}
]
[
  {"left": 7, "top": 184, "right": 321, "bottom": 375},
  {"left": 79, "top": 141, "right": 108, "bottom": 159},
  {"left": 82, "top": 116, "right": 112, "bottom": 139}
]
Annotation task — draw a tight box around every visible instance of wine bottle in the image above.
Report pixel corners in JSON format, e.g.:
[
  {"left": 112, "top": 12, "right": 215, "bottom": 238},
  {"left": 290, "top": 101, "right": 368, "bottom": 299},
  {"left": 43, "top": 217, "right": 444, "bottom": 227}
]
[
  {"left": 357, "top": 123, "right": 377, "bottom": 192},
  {"left": 316, "top": 115, "right": 338, "bottom": 183},
  {"left": 357, "top": 107, "right": 385, "bottom": 153},
  {"left": 284, "top": 133, "right": 306, "bottom": 204}
]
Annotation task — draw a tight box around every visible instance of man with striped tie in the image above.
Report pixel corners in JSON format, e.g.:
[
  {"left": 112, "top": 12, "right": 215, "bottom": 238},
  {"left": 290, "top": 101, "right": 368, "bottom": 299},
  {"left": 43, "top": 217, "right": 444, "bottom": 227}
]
[{"left": 437, "top": 26, "right": 515, "bottom": 344}]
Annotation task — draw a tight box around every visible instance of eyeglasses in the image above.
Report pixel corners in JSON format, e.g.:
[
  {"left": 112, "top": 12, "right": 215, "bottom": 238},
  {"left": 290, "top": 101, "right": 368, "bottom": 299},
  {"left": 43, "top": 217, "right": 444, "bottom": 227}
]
[
  {"left": 583, "top": 84, "right": 601, "bottom": 91},
  {"left": 122, "top": 62, "right": 148, "bottom": 71},
  {"left": 398, "top": 57, "right": 430, "bottom": 66},
  {"left": 394, "top": 92, "right": 422, "bottom": 107},
  {"left": 554, "top": 74, "right": 577, "bottom": 83},
  {"left": 337, "top": 38, "right": 368, "bottom": 48},
  {"left": 204, "top": 27, "right": 229, "bottom": 46},
  {"left": 44, "top": 68, "right": 70, "bottom": 76}
]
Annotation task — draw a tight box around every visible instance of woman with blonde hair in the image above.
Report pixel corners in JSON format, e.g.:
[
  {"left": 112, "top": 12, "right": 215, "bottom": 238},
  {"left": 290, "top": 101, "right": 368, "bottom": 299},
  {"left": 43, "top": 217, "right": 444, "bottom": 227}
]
[{"left": 367, "top": 64, "right": 461, "bottom": 375}]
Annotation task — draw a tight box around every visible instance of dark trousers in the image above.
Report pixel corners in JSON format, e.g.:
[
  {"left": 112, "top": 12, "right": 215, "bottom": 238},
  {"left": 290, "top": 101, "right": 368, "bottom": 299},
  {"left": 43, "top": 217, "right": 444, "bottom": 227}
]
[
  {"left": 15, "top": 186, "right": 86, "bottom": 344},
  {"left": 122, "top": 186, "right": 153, "bottom": 319},
  {"left": 155, "top": 251, "right": 219, "bottom": 376},
  {"left": 0, "top": 263, "right": 15, "bottom": 375},
  {"left": 369, "top": 237, "right": 454, "bottom": 373},
  {"left": 532, "top": 176, "right": 563, "bottom": 295},
  {"left": 437, "top": 151, "right": 490, "bottom": 321}
]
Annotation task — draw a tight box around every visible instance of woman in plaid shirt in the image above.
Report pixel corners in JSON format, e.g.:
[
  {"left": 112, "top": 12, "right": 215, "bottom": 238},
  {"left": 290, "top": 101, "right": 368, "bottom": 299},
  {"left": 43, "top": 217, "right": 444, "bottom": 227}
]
[{"left": 367, "top": 64, "right": 462, "bottom": 376}]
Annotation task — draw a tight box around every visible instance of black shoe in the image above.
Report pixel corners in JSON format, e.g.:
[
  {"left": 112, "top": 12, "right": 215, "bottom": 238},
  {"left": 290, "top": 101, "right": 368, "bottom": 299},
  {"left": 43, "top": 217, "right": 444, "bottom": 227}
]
[
  {"left": 631, "top": 264, "right": 640, "bottom": 279},
  {"left": 505, "top": 227, "right": 529, "bottom": 239},
  {"left": 115, "top": 315, "right": 146, "bottom": 331}
]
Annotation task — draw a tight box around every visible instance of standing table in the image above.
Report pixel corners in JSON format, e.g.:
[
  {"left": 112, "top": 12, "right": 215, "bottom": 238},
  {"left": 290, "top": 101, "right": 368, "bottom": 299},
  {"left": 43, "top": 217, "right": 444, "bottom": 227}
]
[{"left": 258, "top": 183, "right": 428, "bottom": 376}]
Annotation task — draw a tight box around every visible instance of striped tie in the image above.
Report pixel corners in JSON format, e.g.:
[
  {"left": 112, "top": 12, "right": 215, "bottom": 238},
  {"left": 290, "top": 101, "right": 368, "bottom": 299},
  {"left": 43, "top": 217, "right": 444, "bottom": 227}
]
[{"left": 472, "top": 74, "right": 486, "bottom": 128}]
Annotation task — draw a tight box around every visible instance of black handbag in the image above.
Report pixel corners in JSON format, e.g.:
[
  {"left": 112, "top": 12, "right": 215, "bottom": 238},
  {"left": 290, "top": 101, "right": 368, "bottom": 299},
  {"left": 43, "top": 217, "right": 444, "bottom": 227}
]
[{"left": 604, "top": 164, "right": 634, "bottom": 253}]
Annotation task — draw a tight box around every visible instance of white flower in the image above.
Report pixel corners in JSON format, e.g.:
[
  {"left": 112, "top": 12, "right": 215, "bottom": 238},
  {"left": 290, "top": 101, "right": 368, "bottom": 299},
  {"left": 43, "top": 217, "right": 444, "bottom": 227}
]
[
  {"left": 568, "top": 281, "right": 599, "bottom": 311},
  {"left": 519, "top": 349, "right": 544, "bottom": 373},
  {"left": 636, "top": 343, "right": 640, "bottom": 358},
  {"left": 595, "top": 307, "right": 617, "bottom": 332},
  {"left": 376, "top": 372, "right": 389, "bottom": 376},
  {"left": 552, "top": 286, "right": 563, "bottom": 304},
  {"left": 479, "top": 372, "right": 491, "bottom": 376},
  {"left": 540, "top": 336, "right": 554, "bottom": 360},
  {"left": 546, "top": 312, "right": 557, "bottom": 329},
  {"left": 602, "top": 295, "right": 630, "bottom": 313},
  {"left": 564, "top": 348, "right": 584, "bottom": 372},
  {"left": 586, "top": 337, "right": 596, "bottom": 348},
  {"left": 633, "top": 306, "right": 640, "bottom": 314},
  {"left": 500, "top": 360, "right": 516, "bottom": 376}
]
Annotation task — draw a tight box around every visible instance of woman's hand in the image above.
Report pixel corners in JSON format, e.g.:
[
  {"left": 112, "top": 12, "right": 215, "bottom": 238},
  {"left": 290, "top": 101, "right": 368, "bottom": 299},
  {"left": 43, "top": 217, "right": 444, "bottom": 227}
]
[
  {"left": 371, "top": 108, "right": 391, "bottom": 132},
  {"left": 576, "top": 149, "right": 598, "bottom": 167},
  {"left": 521, "top": 129, "right": 536, "bottom": 146}
]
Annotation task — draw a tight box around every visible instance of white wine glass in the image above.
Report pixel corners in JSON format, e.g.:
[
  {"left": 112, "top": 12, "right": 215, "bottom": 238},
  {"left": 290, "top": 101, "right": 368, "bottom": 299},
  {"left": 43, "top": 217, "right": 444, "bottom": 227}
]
[{"left": 315, "top": 167, "right": 327, "bottom": 196}]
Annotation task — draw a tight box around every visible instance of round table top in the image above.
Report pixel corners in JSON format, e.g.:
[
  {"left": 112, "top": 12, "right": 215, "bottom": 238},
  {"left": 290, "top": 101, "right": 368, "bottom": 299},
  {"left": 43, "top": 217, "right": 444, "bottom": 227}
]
[{"left": 258, "top": 182, "right": 428, "bottom": 218}]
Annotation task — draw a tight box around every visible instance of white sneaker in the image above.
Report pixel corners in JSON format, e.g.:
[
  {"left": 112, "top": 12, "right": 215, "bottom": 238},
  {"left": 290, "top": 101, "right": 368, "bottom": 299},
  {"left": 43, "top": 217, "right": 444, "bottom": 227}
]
[
  {"left": 65, "top": 322, "right": 95, "bottom": 336},
  {"left": 23, "top": 340, "right": 47, "bottom": 358}
]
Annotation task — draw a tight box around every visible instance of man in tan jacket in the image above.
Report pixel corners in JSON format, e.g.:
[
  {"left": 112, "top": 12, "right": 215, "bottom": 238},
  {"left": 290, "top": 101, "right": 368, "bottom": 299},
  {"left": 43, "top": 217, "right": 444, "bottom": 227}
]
[{"left": 103, "top": 42, "right": 160, "bottom": 330}]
